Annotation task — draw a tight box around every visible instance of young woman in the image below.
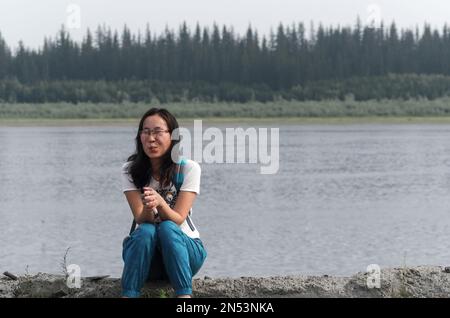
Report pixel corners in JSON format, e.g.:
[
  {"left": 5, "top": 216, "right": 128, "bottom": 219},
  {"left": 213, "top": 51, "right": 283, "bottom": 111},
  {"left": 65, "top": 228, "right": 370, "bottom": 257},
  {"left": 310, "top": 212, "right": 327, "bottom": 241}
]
[{"left": 121, "top": 108, "right": 207, "bottom": 298}]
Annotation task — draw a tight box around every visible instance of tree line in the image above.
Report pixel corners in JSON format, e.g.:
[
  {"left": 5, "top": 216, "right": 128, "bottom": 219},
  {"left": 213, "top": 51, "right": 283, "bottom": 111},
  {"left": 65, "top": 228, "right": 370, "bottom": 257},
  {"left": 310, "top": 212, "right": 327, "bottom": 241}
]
[{"left": 1, "top": 20, "right": 450, "bottom": 103}]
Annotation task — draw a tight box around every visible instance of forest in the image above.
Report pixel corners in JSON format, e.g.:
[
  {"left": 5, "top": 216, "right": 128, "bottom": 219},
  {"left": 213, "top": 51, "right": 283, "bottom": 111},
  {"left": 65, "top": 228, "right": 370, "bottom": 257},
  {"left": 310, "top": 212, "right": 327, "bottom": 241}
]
[{"left": 1, "top": 20, "right": 450, "bottom": 104}]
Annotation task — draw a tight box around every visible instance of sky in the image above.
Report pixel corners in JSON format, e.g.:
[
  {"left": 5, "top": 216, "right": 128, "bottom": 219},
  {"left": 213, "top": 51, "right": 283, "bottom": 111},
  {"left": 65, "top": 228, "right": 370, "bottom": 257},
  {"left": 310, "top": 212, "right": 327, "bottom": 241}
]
[{"left": 1, "top": 0, "right": 450, "bottom": 49}]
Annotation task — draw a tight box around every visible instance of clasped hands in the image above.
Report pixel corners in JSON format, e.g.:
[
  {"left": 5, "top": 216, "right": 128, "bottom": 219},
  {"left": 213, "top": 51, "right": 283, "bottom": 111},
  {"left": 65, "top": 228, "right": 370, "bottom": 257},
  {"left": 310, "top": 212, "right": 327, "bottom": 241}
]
[{"left": 141, "top": 187, "right": 164, "bottom": 222}]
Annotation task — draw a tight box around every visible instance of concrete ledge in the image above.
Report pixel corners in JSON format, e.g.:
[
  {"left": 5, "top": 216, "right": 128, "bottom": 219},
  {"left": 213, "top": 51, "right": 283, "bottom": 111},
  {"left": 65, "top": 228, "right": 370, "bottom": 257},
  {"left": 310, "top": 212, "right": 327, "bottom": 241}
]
[{"left": 1, "top": 266, "right": 450, "bottom": 298}]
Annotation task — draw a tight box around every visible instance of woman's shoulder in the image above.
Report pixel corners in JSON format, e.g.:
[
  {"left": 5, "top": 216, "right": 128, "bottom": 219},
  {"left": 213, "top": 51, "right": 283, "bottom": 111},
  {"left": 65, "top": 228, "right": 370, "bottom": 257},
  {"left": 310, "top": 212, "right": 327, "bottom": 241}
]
[
  {"left": 121, "top": 161, "right": 131, "bottom": 173},
  {"left": 178, "top": 159, "right": 201, "bottom": 193},
  {"left": 181, "top": 158, "right": 201, "bottom": 172}
]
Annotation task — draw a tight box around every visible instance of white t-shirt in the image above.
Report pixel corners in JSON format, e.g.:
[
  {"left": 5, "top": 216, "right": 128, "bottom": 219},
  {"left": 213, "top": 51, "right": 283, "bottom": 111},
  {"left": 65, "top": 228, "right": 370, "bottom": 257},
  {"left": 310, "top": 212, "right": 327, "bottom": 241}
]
[{"left": 121, "top": 159, "right": 201, "bottom": 239}]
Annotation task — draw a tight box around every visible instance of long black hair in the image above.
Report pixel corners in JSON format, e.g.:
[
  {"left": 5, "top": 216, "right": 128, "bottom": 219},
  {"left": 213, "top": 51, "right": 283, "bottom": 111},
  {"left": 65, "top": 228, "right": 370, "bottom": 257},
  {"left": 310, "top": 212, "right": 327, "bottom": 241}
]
[{"left": 126, "top": 108, "right": 181, "bottom": 189}]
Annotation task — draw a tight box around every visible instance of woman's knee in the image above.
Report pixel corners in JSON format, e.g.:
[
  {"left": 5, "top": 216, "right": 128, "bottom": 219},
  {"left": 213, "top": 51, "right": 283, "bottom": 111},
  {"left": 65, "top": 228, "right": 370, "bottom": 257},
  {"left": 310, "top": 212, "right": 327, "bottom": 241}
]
[
  {"left": 122, "top": 223, "right": 157, "bottom": 262},
  {"left": 157, "top": 220, "right": 181, "bottom": 240},
  {"left": 132, "top": 223, "right": 157, "bottom": 244}
]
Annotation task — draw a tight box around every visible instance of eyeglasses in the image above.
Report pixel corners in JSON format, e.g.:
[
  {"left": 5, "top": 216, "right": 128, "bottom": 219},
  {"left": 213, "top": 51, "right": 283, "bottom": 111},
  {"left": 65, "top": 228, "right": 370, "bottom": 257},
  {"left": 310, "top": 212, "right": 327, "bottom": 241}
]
[{"left": 140, "top": 128, "right": 170, "bottom": 137}]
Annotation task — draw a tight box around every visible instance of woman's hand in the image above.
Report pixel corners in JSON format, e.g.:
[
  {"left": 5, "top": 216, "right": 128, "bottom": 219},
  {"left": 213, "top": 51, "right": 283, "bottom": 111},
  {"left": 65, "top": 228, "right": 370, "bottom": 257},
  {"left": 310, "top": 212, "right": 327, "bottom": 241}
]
[{"left": 142, "top": 187, "right": 164, "bottom": 210}]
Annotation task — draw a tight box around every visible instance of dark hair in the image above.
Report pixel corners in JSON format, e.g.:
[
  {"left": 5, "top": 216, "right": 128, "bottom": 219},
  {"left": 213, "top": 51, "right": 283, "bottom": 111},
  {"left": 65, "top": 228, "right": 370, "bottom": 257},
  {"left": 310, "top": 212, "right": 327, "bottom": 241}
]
[{"left": 126, "top": 108, "right": 180, "bottom": 189}]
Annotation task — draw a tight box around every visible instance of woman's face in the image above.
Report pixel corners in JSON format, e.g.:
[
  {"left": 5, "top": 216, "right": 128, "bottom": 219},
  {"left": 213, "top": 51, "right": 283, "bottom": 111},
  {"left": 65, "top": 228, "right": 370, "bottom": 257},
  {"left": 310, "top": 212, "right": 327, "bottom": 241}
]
[{"left": 140, "top": 115, "right": 172, "bottom": 160}]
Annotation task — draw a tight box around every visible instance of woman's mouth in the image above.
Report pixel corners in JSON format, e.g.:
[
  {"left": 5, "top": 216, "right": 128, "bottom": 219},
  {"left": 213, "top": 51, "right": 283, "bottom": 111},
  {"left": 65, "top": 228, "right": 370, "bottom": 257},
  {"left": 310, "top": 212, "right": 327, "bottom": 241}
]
[{"left": 149, "top": 146, "right": 158, "bottom": 153}]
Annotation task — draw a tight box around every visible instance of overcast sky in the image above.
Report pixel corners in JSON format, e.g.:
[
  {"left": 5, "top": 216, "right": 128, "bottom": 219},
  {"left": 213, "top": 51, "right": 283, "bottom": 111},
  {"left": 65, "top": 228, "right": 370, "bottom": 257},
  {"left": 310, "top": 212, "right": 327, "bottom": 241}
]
[{"left": 1, "top": 0, "right": 449, "bottom": 49}]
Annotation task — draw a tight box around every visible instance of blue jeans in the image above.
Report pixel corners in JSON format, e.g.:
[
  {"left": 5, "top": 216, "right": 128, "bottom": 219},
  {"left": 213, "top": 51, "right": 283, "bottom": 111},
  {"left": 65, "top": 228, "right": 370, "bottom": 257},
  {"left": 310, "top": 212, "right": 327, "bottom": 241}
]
[{"left": 121, "top": 220, "right": 207, "bottom": 297}]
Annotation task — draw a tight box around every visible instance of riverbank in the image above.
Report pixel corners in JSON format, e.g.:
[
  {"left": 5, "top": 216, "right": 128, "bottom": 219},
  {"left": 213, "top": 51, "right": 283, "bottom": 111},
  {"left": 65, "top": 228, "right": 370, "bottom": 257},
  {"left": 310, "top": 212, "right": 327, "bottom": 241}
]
[
  {"left": 2, "top": 266, "right": 450, "bottom": 298},
  {"left": 2, "top": 98, "right": 450, "bottom": 124},
  {"left": 2, "top": 116, "right": 450, "bottom": 127}
]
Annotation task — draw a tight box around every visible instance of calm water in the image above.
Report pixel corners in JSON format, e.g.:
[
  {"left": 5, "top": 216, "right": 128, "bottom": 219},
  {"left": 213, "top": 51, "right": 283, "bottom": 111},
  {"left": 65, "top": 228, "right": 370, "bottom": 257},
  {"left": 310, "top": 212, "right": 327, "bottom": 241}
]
[{"left": 1, "top": 123, "right": 450, "bottom": 278}]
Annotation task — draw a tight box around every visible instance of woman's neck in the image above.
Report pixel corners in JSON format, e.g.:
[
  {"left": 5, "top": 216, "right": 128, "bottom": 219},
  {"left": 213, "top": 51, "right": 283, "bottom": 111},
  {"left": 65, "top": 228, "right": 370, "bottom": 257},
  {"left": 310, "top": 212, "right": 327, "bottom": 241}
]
[{"left": 150, "top": 159, "right": 162, "bottom": 180}]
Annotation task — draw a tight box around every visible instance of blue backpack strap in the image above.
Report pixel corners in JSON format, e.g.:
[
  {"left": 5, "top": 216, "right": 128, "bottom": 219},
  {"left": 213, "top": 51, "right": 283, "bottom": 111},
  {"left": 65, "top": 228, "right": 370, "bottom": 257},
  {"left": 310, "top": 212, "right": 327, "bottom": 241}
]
[
  {"left": 173, "top": 157, "right": 186, "bottom": 192},
  {"left": 173, "top": 158, "right": 195, "bottom": 230}
]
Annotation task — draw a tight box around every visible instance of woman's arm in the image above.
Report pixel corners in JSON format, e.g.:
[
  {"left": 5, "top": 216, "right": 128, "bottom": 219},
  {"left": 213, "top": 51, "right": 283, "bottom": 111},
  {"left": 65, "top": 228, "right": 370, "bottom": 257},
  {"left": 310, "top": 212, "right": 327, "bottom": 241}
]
[
  {"left": 124, "top": 190, "right": 156, "bottom": 224},
  {"left": 143, "top": 188, "right": 197, "bottom": 225}
]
